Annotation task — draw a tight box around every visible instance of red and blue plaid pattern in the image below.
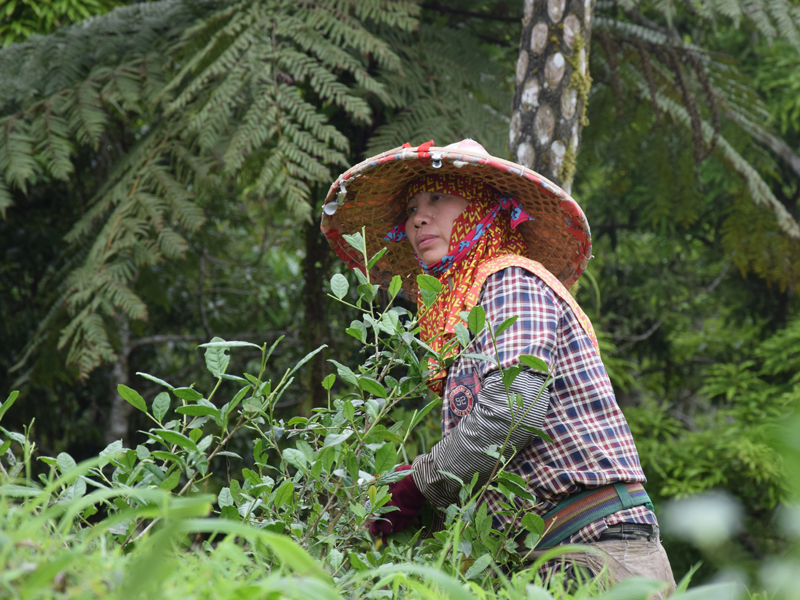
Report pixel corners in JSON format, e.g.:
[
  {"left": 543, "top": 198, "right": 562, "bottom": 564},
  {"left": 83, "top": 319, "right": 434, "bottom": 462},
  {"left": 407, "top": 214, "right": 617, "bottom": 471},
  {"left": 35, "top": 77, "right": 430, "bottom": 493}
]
[{"left": 441, "top": 266, "right": 656, "bottom": 541}]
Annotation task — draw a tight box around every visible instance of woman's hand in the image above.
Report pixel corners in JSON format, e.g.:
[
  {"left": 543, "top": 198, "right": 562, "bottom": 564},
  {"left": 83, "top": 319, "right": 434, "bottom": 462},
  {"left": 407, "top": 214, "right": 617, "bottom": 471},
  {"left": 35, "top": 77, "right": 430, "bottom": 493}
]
[{"left": 368, "top": 465, "right": 426, "bottom": 537}]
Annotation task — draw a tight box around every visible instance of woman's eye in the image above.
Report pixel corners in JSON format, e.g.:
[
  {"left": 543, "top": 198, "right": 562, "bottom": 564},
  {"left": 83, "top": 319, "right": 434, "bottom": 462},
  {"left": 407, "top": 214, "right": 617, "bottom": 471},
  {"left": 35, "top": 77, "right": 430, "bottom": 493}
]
[
  {"left": 406, "top": 206, "right": 417, "bottom": 216},
  {"left": 432, "top": 194, "right": 443, "bottom": 201}
]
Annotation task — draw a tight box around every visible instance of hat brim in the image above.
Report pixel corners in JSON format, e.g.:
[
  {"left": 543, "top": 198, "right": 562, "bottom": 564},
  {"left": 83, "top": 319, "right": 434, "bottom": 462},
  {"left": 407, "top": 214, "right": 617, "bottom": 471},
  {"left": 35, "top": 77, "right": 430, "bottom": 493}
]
[{"left": 320, "top": 144, "right": 592, "bottom": 295}]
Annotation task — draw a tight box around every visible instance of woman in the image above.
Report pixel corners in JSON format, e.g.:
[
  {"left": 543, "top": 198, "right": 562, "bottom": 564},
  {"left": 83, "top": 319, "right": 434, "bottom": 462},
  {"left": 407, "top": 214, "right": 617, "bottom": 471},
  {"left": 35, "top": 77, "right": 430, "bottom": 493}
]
[{"left": 321, "top": 139, "right": 676, "bottom": 593}]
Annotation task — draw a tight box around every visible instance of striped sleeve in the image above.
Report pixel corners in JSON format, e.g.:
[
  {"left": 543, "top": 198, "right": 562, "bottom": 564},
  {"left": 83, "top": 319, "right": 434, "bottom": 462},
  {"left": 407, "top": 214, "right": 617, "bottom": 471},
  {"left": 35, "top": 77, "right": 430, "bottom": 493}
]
[{"left": 411, "top": 369, "right": 551, "bottom": 507}]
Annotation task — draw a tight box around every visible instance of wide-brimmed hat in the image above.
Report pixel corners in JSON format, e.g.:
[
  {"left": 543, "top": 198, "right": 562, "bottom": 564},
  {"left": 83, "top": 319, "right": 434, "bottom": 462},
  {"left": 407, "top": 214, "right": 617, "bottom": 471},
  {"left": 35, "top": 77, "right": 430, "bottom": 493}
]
[{"left": 320, "top": 139, "right": 591, "bottom": 295}]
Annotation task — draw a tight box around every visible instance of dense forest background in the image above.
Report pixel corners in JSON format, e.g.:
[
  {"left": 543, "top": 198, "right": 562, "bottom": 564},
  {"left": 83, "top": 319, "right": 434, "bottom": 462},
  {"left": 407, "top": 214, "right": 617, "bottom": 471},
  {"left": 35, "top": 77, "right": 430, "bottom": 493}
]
[{"left": 1, "top": 0, "right": 799, "bottom": 587}]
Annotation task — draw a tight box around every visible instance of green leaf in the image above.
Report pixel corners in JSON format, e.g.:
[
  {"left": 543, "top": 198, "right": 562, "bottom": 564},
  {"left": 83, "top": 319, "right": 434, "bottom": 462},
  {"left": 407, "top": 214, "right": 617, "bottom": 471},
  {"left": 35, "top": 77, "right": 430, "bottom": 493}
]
[
  {"left": 464, "top": 554, "right": 493, "bottom": 579},
  {"left": 56, "top": 452, "right": 76, "bottom": 473},
  {"left": 454, "top": 323, "right": 471, "bottom": 349},
  {"left": 0, "top": 390, "right": 19, "bottom": 422},
  {"left": 517, "top": 424, "right": 554, "bottom": 444},
  {"left": 410, "top": 398, "right": 440, "bottom": 431},
  {"left": 283, "top": 449, "right": 308, "bottom": 472},
  {"left": 218, "top": 487, "right": 234, "bottom": 508},
  {"left": 373, "top": 444, "right": 397, "bottom": 474},
  {"left": 199, "top": 340, "right": 261, "bottom": 349},
  {"left": 521, "top": 513, "right": 544, "bottom": 535},
  {"left": 342, "top": 232, "right": 366, "bottom": 255},
  {"left": 420, "top": 288, "right": 437, "bottom": 308},
  {"left": 135, "top": 372, "right": 175, "bottom": 390},
  {"left": 330, "top": 273, "right": 349, "bottom": 299},
  {"left": 502, "top": 365, "right": 524, "bottom": 390},
  {"left": 273, "top": 480, "right": 294, "bottom": 509},
  {"left": 152, "top": 392, "right": 170, "bottom": 422},
  {"left": 463, "top": 353, "right": 496, "bottom": 364},
  {"left": 215, "top": 451, "right": 242, "bottom": 460},
  {"left": 204, "top": 336, "right": 230, "bottom": 378},
  {"left": 359, "top": 377, "right": 387, "bottom": 398},
  {"left": 323, "top": 431, "right": 353, "bottom": 448},
  {"left": 417, "top": 274, "right": 442, "bottom": 295},
  {"left": 322, "top": 374, "right": 336, "bottom": 390},
  {"left": 160, "top": 470, "right": 181, "bottom": 491},
  {"left": 328, "top": 360, "right": 359, "bottom": 388},
  {"left": 495, "top": 315, "right": 518, "bottom": 336},
  {"left": 348, "top": 553, "right": 369, "bottom": 571},
  {"left": 152, "top": 429, "right": 199, "bottom": 453},
  {"left": 388, "top": 275, "right": 402, "bottom": 299},
  {"left": 347, "top": 320, "right": 367, "bottom": 343},
  {"left": 495, "top": 478, "right": 535, "bottom": 502},
  {"left": 468, "top": 305, "right": 486, "bottom": 335},
  {"left": 475, "top": 503, "right": 492, "bottom": 542},
  {"left": 519, "top": 354, "right": 550, "bottom": 374},
  {"left": 118, "top": 385, "right": 147, "bottom": 414},
  {"left": 367, "top": 247, "right": 387, "bottom": 270},
  {"left": 287, "top": 345, "right": 328, "bottom": 379},
  {"left": 176, "top": 404, "right": 219, "bottom": 418},
  {"left": 173, "top": 387, "right": 203, "bottom": 402},
  {"left": 343, "top": 400, "right": 355, "bottom": 422},
  {"left": 100, "top": 440, "right": 124, "bottom": 464}
]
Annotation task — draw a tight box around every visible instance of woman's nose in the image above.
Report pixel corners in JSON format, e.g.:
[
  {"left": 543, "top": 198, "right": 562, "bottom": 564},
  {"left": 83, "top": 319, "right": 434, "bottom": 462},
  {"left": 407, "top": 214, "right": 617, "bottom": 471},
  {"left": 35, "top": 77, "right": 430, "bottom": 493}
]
[{"left": 412, "top": 205, "right": 431, "bottom": 227}]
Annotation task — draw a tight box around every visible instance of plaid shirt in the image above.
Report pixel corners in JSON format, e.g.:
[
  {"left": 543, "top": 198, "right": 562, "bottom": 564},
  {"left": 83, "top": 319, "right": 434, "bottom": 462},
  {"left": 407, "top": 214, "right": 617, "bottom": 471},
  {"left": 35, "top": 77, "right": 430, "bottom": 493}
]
[{"left": 412, "top": 267, "right": 656, "bottom": 543}]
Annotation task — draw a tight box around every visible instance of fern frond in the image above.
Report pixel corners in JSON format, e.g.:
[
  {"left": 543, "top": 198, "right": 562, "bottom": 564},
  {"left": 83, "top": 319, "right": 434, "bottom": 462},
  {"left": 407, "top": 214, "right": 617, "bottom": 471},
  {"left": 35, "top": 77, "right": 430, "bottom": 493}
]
[
  {"left": 626, "top": 66, "right": 800, "bottom": 239},
  {"left": 0, "top": 175, "right": 11, "bottom": 218}
]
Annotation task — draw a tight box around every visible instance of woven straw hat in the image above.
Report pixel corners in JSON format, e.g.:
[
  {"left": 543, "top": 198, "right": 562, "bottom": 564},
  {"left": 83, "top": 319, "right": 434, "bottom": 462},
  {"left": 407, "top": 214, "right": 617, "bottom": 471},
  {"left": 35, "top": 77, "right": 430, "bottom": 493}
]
[{"left": 320, "top": 139, "right": 591, "bottom": 295}]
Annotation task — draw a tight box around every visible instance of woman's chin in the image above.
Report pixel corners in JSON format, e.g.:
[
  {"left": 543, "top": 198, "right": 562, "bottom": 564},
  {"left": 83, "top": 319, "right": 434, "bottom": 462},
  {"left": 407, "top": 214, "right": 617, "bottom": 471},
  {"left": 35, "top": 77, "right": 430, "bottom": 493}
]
[{"left": 419, "top": 252, "right": 444, "bottom": 267}]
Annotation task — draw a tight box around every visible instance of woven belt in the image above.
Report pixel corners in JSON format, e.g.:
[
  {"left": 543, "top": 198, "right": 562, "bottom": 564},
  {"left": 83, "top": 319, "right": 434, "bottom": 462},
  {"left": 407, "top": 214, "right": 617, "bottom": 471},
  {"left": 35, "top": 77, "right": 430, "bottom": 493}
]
[{"left": 535, "top": 482, "right": 653, "bottom": 549}]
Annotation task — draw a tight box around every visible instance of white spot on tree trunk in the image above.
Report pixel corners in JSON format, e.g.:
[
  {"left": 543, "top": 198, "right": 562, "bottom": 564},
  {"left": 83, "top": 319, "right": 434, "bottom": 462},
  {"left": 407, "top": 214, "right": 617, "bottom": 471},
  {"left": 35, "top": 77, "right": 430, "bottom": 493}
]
[
  {"left": 545, "top": 52, "right": 565, "bottom": 89},
  {"left": 534, "top": 105, "right": 555, "bottom": 146},
  {"left": 550, "top": 140, "right": 566, "bottom": 175},
  {"left": 585, "top": 0, "right": 592, "bottom": 27},
  {"left": 563, "top": 14, "right": 580, "bottom": 50},
  {"left": 531, "top": 22, "right": 548, "bottom": 55},
  {"left": 548, "top": 0, "right": 566, "bottom": 23},
  {"left": 521, "top": 78, "right": 540, "bottom": 111},
  {"left": 524, "top": 0, "right": 534, "bottom": 23},
  {"left": 561, "top": 86, "right": 577, "bottom": 119},
  {"left": 579, "top": 48, "right": 587, "bottom": 76},
  {"left": 509, "top": 112, "right": 522, "bottom": 147},
  {"left": 516, "top": 50, "right": 529, "bottom": 84},
  {"left": 517, "top": 141, "right": 535, "bottom": 167}
]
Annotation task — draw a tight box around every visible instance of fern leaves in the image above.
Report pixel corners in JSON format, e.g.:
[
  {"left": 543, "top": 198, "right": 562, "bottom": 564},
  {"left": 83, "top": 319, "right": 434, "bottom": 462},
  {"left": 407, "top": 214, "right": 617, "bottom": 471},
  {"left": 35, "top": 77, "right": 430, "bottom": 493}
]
[{"left": 0, "top": 0, "right": 418, "bottom": 379}]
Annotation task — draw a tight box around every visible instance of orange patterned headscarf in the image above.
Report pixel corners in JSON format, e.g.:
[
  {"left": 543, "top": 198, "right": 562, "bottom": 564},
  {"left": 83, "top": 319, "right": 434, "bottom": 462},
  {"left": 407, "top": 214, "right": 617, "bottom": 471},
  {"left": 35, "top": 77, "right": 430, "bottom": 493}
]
[{"left": 387, "top": 174, "right": 532, "bottom": 394}]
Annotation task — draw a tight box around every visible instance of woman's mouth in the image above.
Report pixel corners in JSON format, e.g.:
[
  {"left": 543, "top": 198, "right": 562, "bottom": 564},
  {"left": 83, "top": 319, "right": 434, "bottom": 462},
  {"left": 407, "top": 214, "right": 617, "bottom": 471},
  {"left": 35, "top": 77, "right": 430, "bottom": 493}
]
[{"left": 417, "top": 234, "right": 438, "bottom": 250}]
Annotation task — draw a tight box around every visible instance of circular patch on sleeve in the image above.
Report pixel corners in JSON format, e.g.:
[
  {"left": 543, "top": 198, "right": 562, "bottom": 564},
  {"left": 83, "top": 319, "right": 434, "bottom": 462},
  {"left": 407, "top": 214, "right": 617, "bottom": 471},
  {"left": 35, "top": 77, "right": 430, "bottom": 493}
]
[{"left": 450, "top": 385, "right": 475, "bottom": 417}]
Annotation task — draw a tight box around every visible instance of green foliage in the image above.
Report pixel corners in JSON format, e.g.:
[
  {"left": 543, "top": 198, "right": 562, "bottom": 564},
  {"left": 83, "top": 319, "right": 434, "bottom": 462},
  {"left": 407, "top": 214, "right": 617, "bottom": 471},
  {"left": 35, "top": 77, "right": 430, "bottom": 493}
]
[
  {"left": 0, "top": 0, "right": 418, "bottom": 379},
  {"left": 367, "top": 23, "right": 513, "bottom": 157},
  {"left": 0, "top": 267, "right": 748, "bottom": 599},
  {"left": 0, "top": 0, "right": 122, "bottom": 46}
]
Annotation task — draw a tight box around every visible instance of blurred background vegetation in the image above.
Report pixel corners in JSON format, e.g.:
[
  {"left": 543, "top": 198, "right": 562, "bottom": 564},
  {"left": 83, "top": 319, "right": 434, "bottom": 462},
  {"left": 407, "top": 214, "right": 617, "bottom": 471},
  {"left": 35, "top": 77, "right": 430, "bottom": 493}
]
[{"left": 0, "top": 0, "right": 798, "bottom": 589}]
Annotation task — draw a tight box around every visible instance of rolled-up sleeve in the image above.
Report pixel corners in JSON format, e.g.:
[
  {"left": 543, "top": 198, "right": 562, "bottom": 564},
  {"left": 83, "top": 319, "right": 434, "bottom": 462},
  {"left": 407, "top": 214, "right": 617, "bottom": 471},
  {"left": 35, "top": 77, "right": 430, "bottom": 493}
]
[
  {"left": 412, "top": 369, "right": 551, "bottom": 507},
  {"left": 411, "top": 268, "right": 562, "bottom": 506}
]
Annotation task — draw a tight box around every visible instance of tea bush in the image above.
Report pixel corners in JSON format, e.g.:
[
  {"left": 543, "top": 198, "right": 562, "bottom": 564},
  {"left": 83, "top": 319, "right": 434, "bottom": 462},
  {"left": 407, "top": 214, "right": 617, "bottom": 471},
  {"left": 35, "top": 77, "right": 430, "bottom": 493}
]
[{"left": 0, "top": 235, "right": 759, "bottom": 599}]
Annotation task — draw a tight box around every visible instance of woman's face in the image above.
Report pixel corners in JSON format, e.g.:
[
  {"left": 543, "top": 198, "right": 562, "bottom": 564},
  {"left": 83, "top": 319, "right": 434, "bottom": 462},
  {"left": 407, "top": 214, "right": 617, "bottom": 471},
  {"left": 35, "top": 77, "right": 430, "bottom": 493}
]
[{"left": 405, "top": 191, "right": 470, "bottom": 266}]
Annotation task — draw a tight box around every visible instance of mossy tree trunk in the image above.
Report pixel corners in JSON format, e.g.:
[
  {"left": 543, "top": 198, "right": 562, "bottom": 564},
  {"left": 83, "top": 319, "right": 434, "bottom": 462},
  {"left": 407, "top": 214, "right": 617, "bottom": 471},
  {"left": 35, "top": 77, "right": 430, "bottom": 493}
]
[{"left": 510, "top": 0, "right": 595, "bottom": 194}]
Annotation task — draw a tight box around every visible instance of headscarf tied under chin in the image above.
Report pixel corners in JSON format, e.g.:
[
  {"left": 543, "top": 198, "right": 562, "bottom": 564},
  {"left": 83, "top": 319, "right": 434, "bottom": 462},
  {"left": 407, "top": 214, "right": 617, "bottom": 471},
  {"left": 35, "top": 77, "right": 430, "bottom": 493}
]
[{"left": 384, "top": 174, "right": 533, "bottom": 394}]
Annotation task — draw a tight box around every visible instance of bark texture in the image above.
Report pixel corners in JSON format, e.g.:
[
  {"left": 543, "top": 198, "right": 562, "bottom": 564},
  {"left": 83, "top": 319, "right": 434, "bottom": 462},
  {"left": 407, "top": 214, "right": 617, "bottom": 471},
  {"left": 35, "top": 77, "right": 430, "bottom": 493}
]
[
  {"left": 510, "top": 0, "right": 596, "bottom": 194},
  {"left": 106, "top": 315, "right": 131, "bottom": 446},
  {"left": 301, "top": 217, "right": 332, "bottom": 416}
]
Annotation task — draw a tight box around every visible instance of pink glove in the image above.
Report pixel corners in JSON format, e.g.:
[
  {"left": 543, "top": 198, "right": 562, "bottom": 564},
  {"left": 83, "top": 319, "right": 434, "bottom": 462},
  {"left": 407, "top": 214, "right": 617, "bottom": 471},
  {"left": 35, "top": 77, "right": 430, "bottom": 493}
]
[{"left": 369, "top": 465, "right": 426, "bottom": 537}]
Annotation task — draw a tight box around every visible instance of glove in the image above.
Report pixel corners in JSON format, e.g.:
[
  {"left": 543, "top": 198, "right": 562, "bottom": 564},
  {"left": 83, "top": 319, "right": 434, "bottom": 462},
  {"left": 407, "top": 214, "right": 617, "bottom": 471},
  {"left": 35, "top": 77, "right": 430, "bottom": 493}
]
[{"left": 368, "top": 464, "right": 426, "bottom": 537}]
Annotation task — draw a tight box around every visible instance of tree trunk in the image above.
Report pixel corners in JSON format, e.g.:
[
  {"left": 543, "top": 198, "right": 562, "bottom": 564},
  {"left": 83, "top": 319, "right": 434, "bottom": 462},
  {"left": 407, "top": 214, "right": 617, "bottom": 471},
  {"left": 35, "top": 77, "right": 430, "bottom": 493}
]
[
  {"left": 106, "top": 314, "right": 132, "bottom": 446},
  {"left": 300, "top": 217, "right": 332, "bottom": 416},
  {"left": 510, "top": 0, "right": 596, "bottom": 194}
]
